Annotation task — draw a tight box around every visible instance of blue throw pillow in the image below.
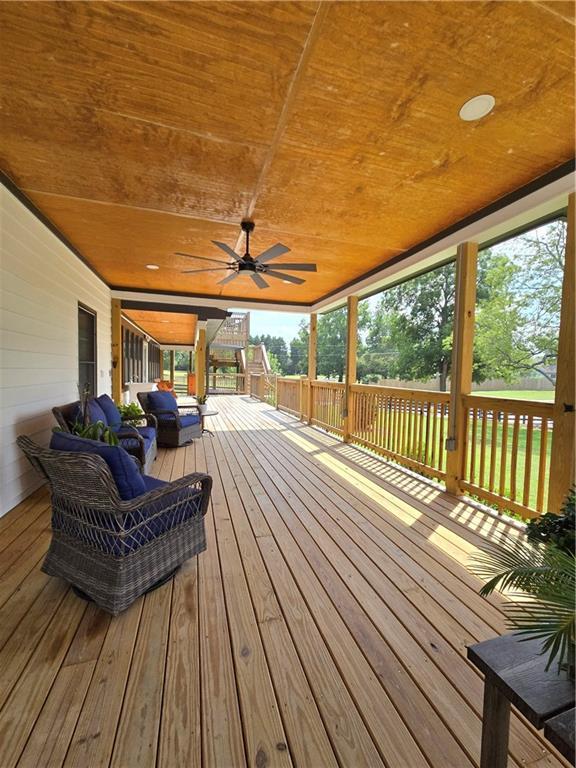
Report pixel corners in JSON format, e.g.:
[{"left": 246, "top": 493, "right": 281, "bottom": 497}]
[
  {"left": 148, "top": 390, "right": 178, "bottom": 412},
  {"left": 96, "top": 394, "right": 122, "bottom": 429},
  {"left": 86, "top": 398, "right": 109, "bottom": 427},
  {"left": 50, "top": 431, "right": 146, "bottom": 500}
]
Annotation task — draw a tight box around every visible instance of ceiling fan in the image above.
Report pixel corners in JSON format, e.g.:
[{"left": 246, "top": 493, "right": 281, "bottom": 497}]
[{"left": 176, "top": 220, "right": 317, "bottom": 290}]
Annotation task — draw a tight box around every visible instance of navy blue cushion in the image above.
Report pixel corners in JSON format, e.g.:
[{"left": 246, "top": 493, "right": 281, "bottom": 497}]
[
  {"left": 86, "top": 399, "right": 109, "bottom": 427},
  {"left": 148, "top": 390, "right": 178, "bottom": 412},
  {"left": 180, "top": 414, "right": 201, "bottom": 427},
  {"left": 49, "top": 431, "right": 146, "bottom": 500},
  {"left": 135, "top": 426, "right": 156, "bottom": 441},
  {"left": 143, "top": 475, "right": 167, "bottom": 492},
  {"left": 96, "top": 394, "right": 122, "bottom": 429}
]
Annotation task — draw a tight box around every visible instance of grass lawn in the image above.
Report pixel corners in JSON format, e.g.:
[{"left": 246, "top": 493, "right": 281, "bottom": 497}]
[{"left": 473, "top": 389, "right": 554, "bottom": 401}]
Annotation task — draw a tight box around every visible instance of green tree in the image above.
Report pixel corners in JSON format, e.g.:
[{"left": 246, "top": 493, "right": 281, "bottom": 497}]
[
  {"left": 317, "top": 304, "right": 370, "bottom": 381},
  {"left": 475, "top": 220, "right": 565, "bottom": 385},
  {"left": 290, "top": 321, "right": 309, "bottom": 375},
  {"left": 364, "top": 262, "right": 456, "bottom": 390}
]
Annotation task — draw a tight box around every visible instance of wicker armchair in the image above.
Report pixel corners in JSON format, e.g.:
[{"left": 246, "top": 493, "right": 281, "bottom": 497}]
[
  {"left": 137, "top": 391, "right": 202, "bottom": 447},
  {"left": 17, "top": 435, "right": 211, "bottom": 614},
  {"left": 52, "top": 399, "right": 158, "bottom": 473}
]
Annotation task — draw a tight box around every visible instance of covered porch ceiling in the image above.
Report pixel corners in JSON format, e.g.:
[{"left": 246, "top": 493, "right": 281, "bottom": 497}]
[{"left": 0, "top": 1, "right": 574, "bottom": 309}]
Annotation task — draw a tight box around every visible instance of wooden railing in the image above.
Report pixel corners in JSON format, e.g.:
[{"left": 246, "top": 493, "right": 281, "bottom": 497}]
[
  {"left": 248, "top": 375, "right": 556, "bottom": 520},
  {"left": 460, "top": 395, "right": 554, "bottom": 519},
  {"left": 208, "top": 372, "right": 246, "bottom": 394},
  {"left": 309, "top": 380, "right": 345, "bottom": 436},
  {"left": 212, "top": 312, "right": 249, "bottom": 347},
  {"left": 249, "top": 374, "right": 277, "bottom": 406},
  {"left": 276, "top": 377, "right": 301, "bottom": 416},
  {"left": 349, "top": 385, "right": 450, "bottom": 480}
]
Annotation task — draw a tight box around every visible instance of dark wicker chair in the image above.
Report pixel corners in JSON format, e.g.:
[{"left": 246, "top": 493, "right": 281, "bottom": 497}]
[
  {"left": 52, "top": 399, "right": 158, "bottom": 473},
  {"left": 137, "top": 391, "right": 202, "bottom": 447},
  {"left": 17, "top": 435, "right": 211, "bottom": 614}
]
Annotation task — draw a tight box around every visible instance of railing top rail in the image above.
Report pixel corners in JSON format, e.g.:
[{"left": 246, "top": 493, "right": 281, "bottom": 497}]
[
  {"left": 310, "top": 379, "right": 345, "bottom": 389},
  {"left": 463, "top": 394, "right": 554, "bottom": 417},
  {"left": 350, "top": 383, "right": 450, "bottom": 401}
]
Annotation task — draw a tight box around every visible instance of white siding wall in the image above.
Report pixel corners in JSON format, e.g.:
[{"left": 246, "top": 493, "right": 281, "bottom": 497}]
[{"left": 0, "top": 185, "right": 112, "bottom": 516}]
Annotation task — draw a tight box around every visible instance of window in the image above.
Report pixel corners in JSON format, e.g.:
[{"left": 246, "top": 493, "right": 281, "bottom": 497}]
[{"left": 78, "top": 304, "right": 97, "bottom": 396}]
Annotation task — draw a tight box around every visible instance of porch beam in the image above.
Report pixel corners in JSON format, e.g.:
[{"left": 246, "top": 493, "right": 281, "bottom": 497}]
[
  {"left": 111, "top": 298, "right": 122, "bottom": 403},
  {"left": 548, "top": 192, "right": 575, "bottom": 512},
  {"left": 343, "top": 295, "right": 359, "bottom": 442},
  {"left": 446, "top": 242, "right": 478, "bottom": 495}
]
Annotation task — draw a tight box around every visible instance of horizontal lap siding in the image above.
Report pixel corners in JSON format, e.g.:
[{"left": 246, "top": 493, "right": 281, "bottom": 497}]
[{"left": 0, "top": 186, "right": 112, "bottom": 516}]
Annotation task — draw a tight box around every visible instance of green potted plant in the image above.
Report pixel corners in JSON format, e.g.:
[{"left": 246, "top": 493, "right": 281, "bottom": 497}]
[
  {"left": 196, "top": 393, "right": 208, "bottom": 414},
  {"left": 53, "top": 383, "right": 119, "bottom": 446},
  {"left": 471, "top": 490, "right": 575, "bottom": 676},
  {"left": 117, "top": 401, "right": 144, "bottom": 421}
]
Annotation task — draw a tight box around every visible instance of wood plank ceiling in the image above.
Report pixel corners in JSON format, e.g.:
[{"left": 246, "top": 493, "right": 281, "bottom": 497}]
[
  {"left": 123, "top": 310, "right": 197, "bottom": 346},
  {"left": 1, "top": 1, "right": 574, "bottom": 306}
]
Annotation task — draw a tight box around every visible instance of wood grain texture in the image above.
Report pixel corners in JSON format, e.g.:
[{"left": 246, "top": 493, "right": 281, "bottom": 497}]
[
  {"left": 0, "top": 1, "right": 573, "bottom": 304},
  {"left": 0, "top": 395, "right": 571, "bottom": 768},
  {"left": 124, "top": 308, "right": 197, "bottom": 345}
]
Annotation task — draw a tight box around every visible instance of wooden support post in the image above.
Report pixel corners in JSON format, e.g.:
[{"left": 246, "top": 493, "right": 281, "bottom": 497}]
[
  {"left": 307, "top": 313, "right": 317, "bottom": 424},
  {"left": 479, "top": 679, "right": 511, "bottom": 768},
  {"left": 111, "top": 298, "right": 122, "bottom": 403},
  {"left": 343, "top": 295, "right": 358, "bottom": 442},
  {"left": 169, "top": 350, "right": 175, "bottom": 384},
  {"left": 195, "top": 327, "right": 207, "bottom": 399},
  {"left": 446, "top": 242, "right": 478, "bottom": 495},
  {"left": 549, "top": 193, "right": 575, "bottom": 512}
]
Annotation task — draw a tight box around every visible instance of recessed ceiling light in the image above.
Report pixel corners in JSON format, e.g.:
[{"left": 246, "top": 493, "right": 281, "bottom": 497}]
[
  {"left": 146, "top": 264, "right": 159, "bottom": 270},
  {"left": 459, "top": 94, "right": 495, "bottom": 122},
  {"left": 282, "top": 280, "right": 291, "bottom": 284}
]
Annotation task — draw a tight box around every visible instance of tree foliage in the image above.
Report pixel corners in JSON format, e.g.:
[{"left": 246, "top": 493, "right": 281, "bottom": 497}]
[{"left": 240, "top": 219, "right": 565, "bottom": 386}]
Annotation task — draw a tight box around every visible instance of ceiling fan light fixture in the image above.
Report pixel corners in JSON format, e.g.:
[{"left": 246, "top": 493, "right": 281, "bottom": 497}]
[
  {"left": 459, "top": 94, "right": 495, "bottom": 122},
  {"left": 146, "top": 264, "right": 160, "bottom": 270}
]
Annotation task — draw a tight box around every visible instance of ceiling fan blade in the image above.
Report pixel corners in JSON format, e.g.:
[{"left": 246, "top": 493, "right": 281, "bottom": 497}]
[
  {"left": 255, "top": 243, "right": 290, "bottom": 263},
  {"left": 181, "top": 267, "right": 232, "bottom": 274},
  {"left": 212, "top": 241, "right": 243, "bottom": 262},
  {"left": 251, "top": 273, "right": 269, "bottom": 289},
  {"left": 175, "top": 252, "right": 230, "bottom": 266},
  {"left": 263, "top": 262, "right": 317, "bottom": 272},
  {"left": 264, "top": 270, "right": 305, "bottom": 285},
  {"left": 218, "top": 271, "right": 240, "bottom": 285}
]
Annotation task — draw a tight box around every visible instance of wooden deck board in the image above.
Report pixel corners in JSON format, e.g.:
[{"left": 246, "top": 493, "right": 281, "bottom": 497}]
[{"left": 0, "top": 395, "right": 568, "bottom": 768}]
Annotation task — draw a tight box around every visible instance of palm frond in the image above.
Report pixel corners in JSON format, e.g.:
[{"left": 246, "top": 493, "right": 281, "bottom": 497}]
[{"left": 470, "top": 538, "right": 575, "bottom": 673}]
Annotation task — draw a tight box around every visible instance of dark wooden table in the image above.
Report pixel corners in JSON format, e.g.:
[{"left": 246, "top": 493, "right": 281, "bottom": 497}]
[{"left": 467, "top": 633, "right": 575, "bottom": 768}]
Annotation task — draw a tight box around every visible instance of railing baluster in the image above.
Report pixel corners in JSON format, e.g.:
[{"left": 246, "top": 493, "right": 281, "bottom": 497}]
[
  {"left": 470, "top": 407, "right": 478, "bottom": 485},
  {"left": 509, "top": 414, "right": 520, "bottom": 502},
  {"left": 478, "top": 408, "right": 487, "bottom": 489},
  {"left": 488, "top": 409, "right": 498, "bottom": 493},
  {"left": 523, "top": 415, "right": 534, "bottom": 508},
  {"left": 498, "top": 412, "right": 509, "bottom": 499},
  {"left": 536, "top": 417, "right": 548, "bottom": 512}
]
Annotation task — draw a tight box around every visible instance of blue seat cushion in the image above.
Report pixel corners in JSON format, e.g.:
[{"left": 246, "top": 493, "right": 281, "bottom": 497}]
[
  {"left": 180, "top": 414, "right": 201, "bottom": 428},
  {"left": 117, "top": 433, "right": 155, "bottom": 455},
  {"left": 86, "top": 399, "right": 109, "bottom": 427},
  {"left": 148, "top": 390, "right": 178, "bottom": 412},
  {"left": 135, "top": 426, "right": 156, "bottom": 441},
  {"left": 96, "top": 394, "right": 122, "bottom": 430},
  {"left": 143, "top": 475, "right": 166, "bottom": 492},
  {"left": 50, "top": 431, "right": 146, "bottom": 500}
]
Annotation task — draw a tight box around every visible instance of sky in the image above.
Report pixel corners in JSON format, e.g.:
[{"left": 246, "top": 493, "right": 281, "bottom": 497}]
[{"left": 230, "top": 308, "right": 308, "bottom": 344}]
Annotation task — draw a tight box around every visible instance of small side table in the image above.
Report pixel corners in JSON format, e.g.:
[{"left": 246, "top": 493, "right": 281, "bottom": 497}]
[
  {"left": 200, "top": 409, "right": 219, "bottom": 436},
  {"left": 468, "top": 633, "right": 575, "bottom": 768}
]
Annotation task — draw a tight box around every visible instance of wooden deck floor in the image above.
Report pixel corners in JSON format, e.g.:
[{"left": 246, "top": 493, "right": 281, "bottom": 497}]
[{"left": 0, "top": 395, "right": 569, "bottom": 768}]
